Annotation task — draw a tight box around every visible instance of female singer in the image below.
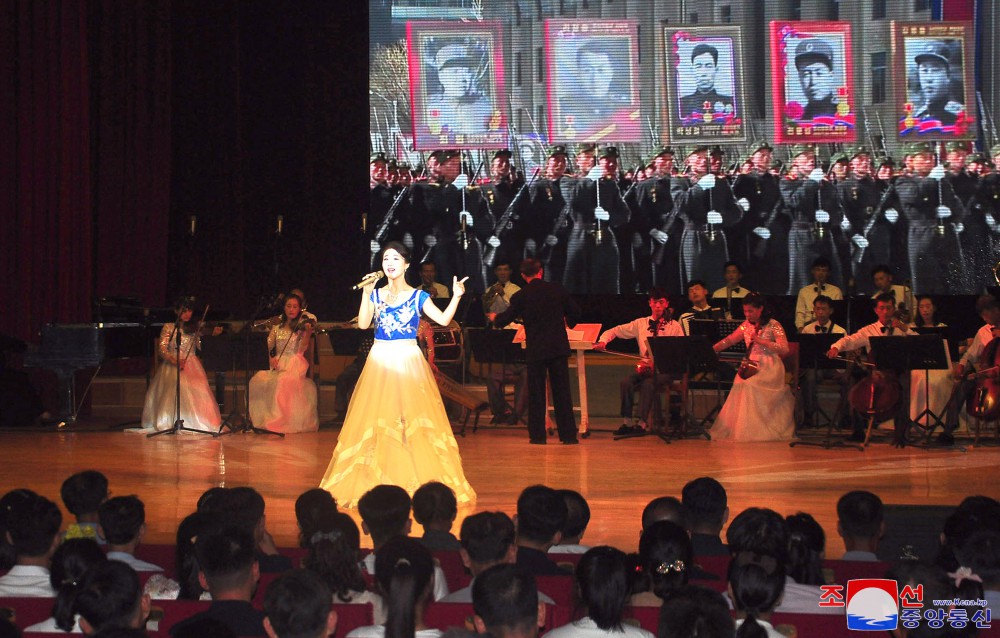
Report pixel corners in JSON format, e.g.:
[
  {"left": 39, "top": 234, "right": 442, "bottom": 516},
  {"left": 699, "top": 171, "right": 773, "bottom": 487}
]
[
  {"left": 248, "top": 293, "right": 319, "bottom": 433},
  {"left": 140, "top": 297, "right": 221, "bottom": 432},
  {"left": 710, "top": 294, "right": 795, "bottom": 441},
  {"left": 908, "top": 295, "right": 953, "bottom": 425},
  {"left": 320, "top": 242, "right": 476, "bottom": 508}
]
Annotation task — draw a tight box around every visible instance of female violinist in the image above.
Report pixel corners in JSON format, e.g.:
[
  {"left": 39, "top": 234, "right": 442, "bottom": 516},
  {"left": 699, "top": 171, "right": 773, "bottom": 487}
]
[
  {"left": 826, "top": 293, "right": 915, "bottom": 446},
  {"left": 711, "top": 294, "right": 796, "bottom": 441},
  {"left": 908, "top": 296, "right": 953, "bottom": 428},
  {"left": 248, "top": 292, "right": 319, "bottom": 433},
  {"left": 139, "top": 297, "right": 222, "bottom": 433}
]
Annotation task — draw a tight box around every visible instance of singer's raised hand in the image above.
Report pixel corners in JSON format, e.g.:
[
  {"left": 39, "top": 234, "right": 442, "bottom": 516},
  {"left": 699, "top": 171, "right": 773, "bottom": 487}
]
[
  {"left": 453, "top": 276, "right": 469, "bottom": 297},
  {"left": 362, "top": 274, "right": 380, "bottom": 295}
]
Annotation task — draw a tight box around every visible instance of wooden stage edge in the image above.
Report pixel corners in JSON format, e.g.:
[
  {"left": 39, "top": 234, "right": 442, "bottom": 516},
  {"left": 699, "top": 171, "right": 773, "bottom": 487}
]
[{"left": 3, "top": 421, "right": 999, "bottom": 557}]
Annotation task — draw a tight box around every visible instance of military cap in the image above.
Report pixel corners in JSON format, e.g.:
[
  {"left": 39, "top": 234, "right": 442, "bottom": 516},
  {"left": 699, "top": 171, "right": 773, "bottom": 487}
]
[
  {"left": 686, "top": 145, "right": 710, "bottom": 157},
  {"left": 599, "top": 145, "right": 620, "bottom": 159},
  {"left": 903, "top": 141, "right": 934, "bottom": 157},
  {"left": 875, "top": 154, "right": 895, "bottom": 168},
  {"left": 749, "top": 140, "right": 773, "bottom": 154},
  {"left": 945, "top": 140, "right": 970, "bottom": 153},
  {"left": 847, "top": 146, "right": 871, "bottom": 159},
  {"left": 370, "top": 152, "right": 387, "bottom": 165},
  {"left": 914, "top": 41, "right": 950, "bottom": 68},
  {"left": 547, "top": 145, "right": 568, "bottom": 158},
  {"left": 789, "top": 143, "right": 817, "bottom": 158},
  {"left": 434, "top": 44, "right": 477, "bottom": 70},
  {"left": 387, "top": 158, "right": 398, "bottom": 169},
  {"left": 652, "top": 145, "right": 676, "bottom": 158},
  {"left": 576, "top": 143, "right": 598, "bottom": 155},
  {"left": 966, "top": 152, "right": 987, "bottom": 165},
  {"left": 709, "top": 145, "right": 725, "bottom": 156},
  {"left": 492, "top": 149, "right": 513, "bottom": 160},
  {"left": 397, "top": 162, "right": 411, "bottom": 171},
  {"left": 795, "top": 39, "right": 834, "bottom": 70},
  {"left": 829, "top": 152, "right": 849, "bottom": 165}
]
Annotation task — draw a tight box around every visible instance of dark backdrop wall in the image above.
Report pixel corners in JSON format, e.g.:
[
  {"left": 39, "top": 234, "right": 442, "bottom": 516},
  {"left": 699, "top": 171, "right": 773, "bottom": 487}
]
[{"left": 1, "top": 0, "right": 368, "bottom": 343}]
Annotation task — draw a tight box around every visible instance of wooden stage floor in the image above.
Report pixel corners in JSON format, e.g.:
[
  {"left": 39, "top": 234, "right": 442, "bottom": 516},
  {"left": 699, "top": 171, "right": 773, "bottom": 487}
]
[{"left": 4, "top": 422, "right": 999, "bottom": 556}]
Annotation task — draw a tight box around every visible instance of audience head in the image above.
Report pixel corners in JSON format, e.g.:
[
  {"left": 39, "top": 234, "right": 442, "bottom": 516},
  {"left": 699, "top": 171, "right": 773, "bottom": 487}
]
[
  {"left": 1, "top": 489, "right": 61, "bottom": 563},
  {"left": 938, "top": 496, "right": 1000, "bottom": 572},
  {"left": 657, "top": 585, "right": 734, "bottom": 638},
  {"left": 472, "top": 564, "right": 542, "bottom": 638},
  {"left": 50, "top": 538, "right": 108, "bottom": 631},
  {"left": 641, "top": 497, "right": 689, "bottom": 534},
  {"left": 555, "top": 489, "right": 590, "bottom": 545},
  {"left": 263, "top": 569, "right": 337, "bottom": 638},
  {"left": 294, "top": 488, "right": 338, "bottom": 549},
  {"left": 374, "top": 536, "right": 436, "bottom": 638},
  {"left": 175, "top": 511, "right": 223, "bottom": 601},
  {"left": 837, "top": 490, "right": 884, "bottom": 553},
  {"left": 58, "top": 561, "right": 148, "bottom": 635},
  {"left": 195, "top": 525, "right": 260, "bottom": 599},
  {"left": 639, "top": 520, "right": 692, "bottom": 600},
  {"left": 681, "top": 477, "right": 728, "bottom": 535},
  {"left": 887, "top": 561, "right": 976, "bottom": 637},
  {"left": 459, "top": 511, "right": 516, "bottom": 574},
  {"left": 98, "top": 496, "right": 146, "bottom": 547},
  {"left": 726, "top": 507, "right": 789, "bottom": 566},
  {"left": 358, "top": 485, "right": 412, "bottom": 548},
  {"left": 727, "top": 551, "right": 786, "bottom": 633},
  {"left": 0, "top": 489, "right": 37, "bottom": 570},
  {"left": 412, "top": 481, "right": 458, "bottom": 532},
  {"left": 955, "top": 529, "right": 1000, "bottom": 594},
  {"left": 785, "top": 512, "right": 825, "bottom": 585},
  {"left": 302, "top": 510, "right": 367, "bottom": 602},
  {"left": 576, "top": 546, "right": 631, "bottom": 631},
  {"left": 515, "top": 485, "right": 568, "bottom": 549},
  {"left": 60, "top": 471, "right": 109, "bottom": 520},
  {"left": 196, "top": 486, "right": 228, "bottom": 511}
]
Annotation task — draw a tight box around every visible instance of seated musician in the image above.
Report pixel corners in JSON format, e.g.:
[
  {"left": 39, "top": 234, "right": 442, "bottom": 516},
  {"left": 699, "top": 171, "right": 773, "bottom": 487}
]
[
  {"left": 680, "top": 280, "right": 724, "bottom": 336},
  {"left": 711, "top": 261, "right": 751, "bottom": 320},
  {"left": 795, "top": 257, "right": 843, "bottom": 330},
  {"left": 826, "top": 293, "right": 915, "bottom": 446},
  {"left": 482, "top": 263, "right": 527, "bottom": 426},
  {"left": 945, "top": 295, "right": 1000, "bottom": 446},
  {"left": 908, "top": 295, "right": 952, "bottom": 435},
  {"left": 798, "top": 295, "right": 846, "bottom": 428},
  {"left": 870, "top": 265, "right": 910, "bottom": 307},
  {"left": 593, "top": 287, "right": 683, "bottom": 434}
]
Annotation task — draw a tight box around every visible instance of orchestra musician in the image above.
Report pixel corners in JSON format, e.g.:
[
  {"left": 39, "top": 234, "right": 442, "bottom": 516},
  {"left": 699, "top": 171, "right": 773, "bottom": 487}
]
[
  {"left": 710, "top": 293, "right": 796, "bottom": 441},
  {"left": 482, "top": 262, "right": 527, "bottom": 426},
  {"left": 593, "top": 287, "right": 683, "bottom": 435},
  {"left": 826, "top": 293, "right": 915, "bottom": 446},
  {"left": 139, "top": 297, "right": 222, "bottom": 433},
  {"left": 248, "top": 292, "right": 319, "bottom": 433},
  {"left": 794, "top": 257, "right": 843, "bottom": 331},
  {"left": 711, "top": 261, "right": 751, "bottom": 320},
  {"left": 944, "top": 295, "right": 1000, "bottom": 446},
  {"left": 798, "top": 295, "right": 846, "bottom": 429}
]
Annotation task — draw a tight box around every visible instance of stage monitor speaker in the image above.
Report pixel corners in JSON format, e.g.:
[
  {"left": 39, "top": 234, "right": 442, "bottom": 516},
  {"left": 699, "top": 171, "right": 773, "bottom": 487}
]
[{"left": 876, "top": 504, "right": 954, "bottom": 563}]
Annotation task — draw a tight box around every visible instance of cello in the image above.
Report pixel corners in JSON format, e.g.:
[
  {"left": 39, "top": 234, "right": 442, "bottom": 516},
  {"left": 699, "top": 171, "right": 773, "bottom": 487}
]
[
  {"left": 964, "top": 331, "right": 1000, "bottom": 420},
  {"left": 845, "top": 317, "right": 907, "bottom": 446}
]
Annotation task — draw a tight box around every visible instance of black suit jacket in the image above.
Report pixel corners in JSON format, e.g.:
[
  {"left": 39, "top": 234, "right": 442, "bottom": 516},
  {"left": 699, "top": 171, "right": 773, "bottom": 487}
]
[{"left": 493, "top": 278, "right": 581, "bottom": 362}]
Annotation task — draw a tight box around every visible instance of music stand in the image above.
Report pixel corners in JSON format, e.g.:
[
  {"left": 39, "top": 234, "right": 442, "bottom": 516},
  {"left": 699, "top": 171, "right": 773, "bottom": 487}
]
[
  {"left": 789, "top": 334, "right": 857, "bottom": 450},
  {"left": 465, "top": 328, "right": 525, "bottom": 432},
  {"left": 686, "top": 320, "right": 737, "bottom": 429},
  {"left": 646, "top": 336, "right": 719, "bottom": 441},
  {"left": 328, "top": 328, "right": 375, "bottom": 356},
  {"left": 873, "top": 333, "right": 954, "bottom": 449},
  {"left": 217, "top": 328, "right": 281, "bottom": 436}
]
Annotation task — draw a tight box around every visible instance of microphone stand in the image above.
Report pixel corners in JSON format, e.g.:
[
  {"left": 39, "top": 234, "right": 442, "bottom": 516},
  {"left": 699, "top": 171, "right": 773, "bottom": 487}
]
[{"left": 148, "top": 316, "right": 216, "bottom": 438}]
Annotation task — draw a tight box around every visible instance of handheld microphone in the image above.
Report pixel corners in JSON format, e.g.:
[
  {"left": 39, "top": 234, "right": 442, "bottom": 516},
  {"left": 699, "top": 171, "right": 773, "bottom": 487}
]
[{"left": 352, "top": 271, "right": 385, "bottom": 290}]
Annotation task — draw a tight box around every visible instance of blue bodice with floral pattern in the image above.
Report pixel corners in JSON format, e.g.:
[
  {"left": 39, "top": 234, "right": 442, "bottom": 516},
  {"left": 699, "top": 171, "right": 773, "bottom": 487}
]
[{"left": 371, "top": 289, "right": 429, "bottom": 341}]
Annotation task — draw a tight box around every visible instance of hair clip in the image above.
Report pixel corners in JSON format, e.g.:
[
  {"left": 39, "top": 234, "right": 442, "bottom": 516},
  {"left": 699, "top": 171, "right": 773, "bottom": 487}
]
[
  {"left": 655, "top": 560, "right": 685, "bottom": 574},
  {"left": 948, "top": 566, "right": 983, "bottom": 587},
  {"left": 309, "top": 530, "right": 342, "bottom": 545},
  {"left": 395, "top": 557, "right": 412, "bottom": 568}
]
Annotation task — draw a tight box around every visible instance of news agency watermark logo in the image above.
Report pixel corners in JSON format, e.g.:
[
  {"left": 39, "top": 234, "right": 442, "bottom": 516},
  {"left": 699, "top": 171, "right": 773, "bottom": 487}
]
[{"left": 818, "top": 578, "right": 992, "bottom": 631}]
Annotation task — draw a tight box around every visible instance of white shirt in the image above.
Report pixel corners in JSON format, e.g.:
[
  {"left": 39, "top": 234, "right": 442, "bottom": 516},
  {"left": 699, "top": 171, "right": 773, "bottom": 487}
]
[
  {"left": 598, "top": 316, "right": 683, "bottom": 366},
  {"left": 485, "top": 281, "right": 521, "bottom": 316},
  {"left": 440, "top": 578, "right": 554, "bottom": 605},
  {"left": 549, "top": 543, "right": 590, "bottom": 554},
  {"left": 107, "top": 550, "right": 163, "bottom": 572},
  {"left": 712, "top": 285, "right": 751, "bottom": 300},
  {"left": 361, "top": 552, "right": 450, "bottom": 601},
  {"left": 831, "top": 321, "right": 916, "bottom": 355},
  {"left": 795, "top": 283, "right": 843, "bottom": 329},
  {"left": 348, "top": 626, "right": 442, "bottom": 638},
  {"left": 871, "top": 285, "right": 909, "bottom": 302},
  {"left": 960, "top": 323, "right": 994, "bottom": 369},
  {"left": 25, "top": 616, "right": 81, "bottom": 634},
  {"left": 0, "top": 564, "right": 56, "bottom": 597},
  {"left": 734, "top": 618, "right": 785, "bottom": 637},
  {"left": 544, "top": 616, "right": 655, "bottom": 638},
  {"left": 774, "top": 578, "right": 843, "bottom": 615},
  {"left": 799, "top": 320, "right": 845, "bottom": 335}
]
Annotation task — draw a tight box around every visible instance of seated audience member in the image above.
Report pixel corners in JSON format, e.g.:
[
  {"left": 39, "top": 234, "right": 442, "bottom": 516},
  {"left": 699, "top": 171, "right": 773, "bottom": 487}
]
[
  {"left": 166, "top": 511, "right": 223, "bottom": 601},
  {"left": 295, "top": 488, "right": 339, "bottom": 548},
  {"left": 514, "top": 485, "right": 570, "bottom": 576},
  {"left": 549, "top": 489, "right": 591, "bottom": 554},
  {"left": 413, "top": 481, "right": 461, "bottom": 551},
  {"left": 0, "top": 616, "right": 19, "bottom": 638},
  {"left": 358, "top": 485, "right": 449, "bottom": 600},
  {"left": 727, "top": 552, "right": 786, "bottom": 638},
  {"left": 60, "top": 470, "right": 109, "bottom": 543},
  {"left": 836, "top": 490, "right": 884, "bottom": 561},
  {"left": 443, "top": 512, "right": 515, "bottom": 603},
  {"left": 785, "top": 513, "right": 826, "bottom": 586},
  {"left": 168, "top": 526, "right": 266, "bottom": 638},
  {"left": 90, "top": 628, "right": 151, "bottom": 638},
  {"left": 0, "top": 489, "right": 31, "bottom": 570},
  {"left": 172, "top": 618, "right": 236, "bottom": 638},
  {"left": 630, "top": 520, "right": 692, "bottom": 607},
  {"left": 955, "top": 529, "right": 1000, "bottom": 610},
  {"left": 303, "top": 509, "right": 385, "bottom": 623},
  {"left": 545, "top": 547, "right": 653, "bottom": 638},
  {"left": 887, "top": 561, "right": 980, "bottom": 637},
  {"left": 200, "top": 486, "right": 291, "bottom": 573},
  {"left": 98, "top": 496, "right": 162, "bottom": 572},
  {"left": 24, "top": 538, "right": 107, "bottom": 633},
  {"left": 0, "top": 489, "right": 62, "bottom": 596},
  {"left": 726, "top": 507, "right": 836, "bottom": 615},
  {"left": 594, "top": 287, "right": 683, "bottom": 433},
  {"left": 681, "top": 477, "right": 728, "bottom": 556},
  {"left": 264, "top": 569, "right": 338, "bottom": 638},
  {"left": 55, "top": 561, "right": 150, "bottom": 636},
  {"left": 347, "top": 536, "right": 439, "bottom": 638},
  {"left": 641, "top": 497, "right": 689, "bottom": 534},
  {"left": 471, "top": 564, "right": 544, "bottom": 638},
  {"left": 657, "top": 585, "right": 734, "bottom": 638},
  {"left": 936, "top": 496, "right": 1000, "bottom": 572}
]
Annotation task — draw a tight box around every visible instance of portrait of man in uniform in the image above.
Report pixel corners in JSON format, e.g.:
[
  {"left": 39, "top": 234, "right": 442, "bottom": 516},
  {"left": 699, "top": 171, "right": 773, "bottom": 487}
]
[
  {"left": 426, "top": 42, "right": 493, "bottom": 135},
  {"left": 794, "top": 38, "right": 838, "bottom": 120},
  {"left": 678, "top": 43, "right": 735, "bottom": 118},
  {"left": 908, "top": 40, "right": 965, "bottom": 126}
]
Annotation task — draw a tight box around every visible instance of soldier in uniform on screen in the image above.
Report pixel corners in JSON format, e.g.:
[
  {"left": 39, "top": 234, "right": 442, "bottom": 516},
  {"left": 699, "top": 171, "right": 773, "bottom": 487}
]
[
  {"left": 426, "top": 42, "right": 493, "bottom": 136},
  {"left": 559, "top": 40, "right": 630, "bottom": 135},
  {"left": 911, "top": 41, "right": 964, "bottom": 126},
  {"left": 794, "top": 39, "right": 838, "bottom": 121},
  {"left": 678, "top": 44, "right": 734, "bottom": 119}
]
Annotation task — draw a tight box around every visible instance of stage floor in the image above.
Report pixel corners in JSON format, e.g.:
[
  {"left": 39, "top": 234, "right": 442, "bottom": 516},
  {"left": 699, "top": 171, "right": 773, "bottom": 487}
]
[{"left": 5, "top": 420, "right": 999, "bottom": 556}]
